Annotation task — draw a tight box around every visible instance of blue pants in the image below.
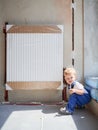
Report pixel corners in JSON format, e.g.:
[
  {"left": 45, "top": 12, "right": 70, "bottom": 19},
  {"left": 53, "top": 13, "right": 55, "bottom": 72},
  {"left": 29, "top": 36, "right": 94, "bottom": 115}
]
[{"left": 66, "top": 93, "right": 91, "bottom": 113}]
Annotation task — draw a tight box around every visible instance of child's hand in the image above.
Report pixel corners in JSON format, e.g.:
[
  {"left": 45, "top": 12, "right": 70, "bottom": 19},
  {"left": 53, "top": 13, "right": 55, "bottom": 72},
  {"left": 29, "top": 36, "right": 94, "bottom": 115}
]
[{"left": 69, "top": 89, "right": 76, "bottom": 94}]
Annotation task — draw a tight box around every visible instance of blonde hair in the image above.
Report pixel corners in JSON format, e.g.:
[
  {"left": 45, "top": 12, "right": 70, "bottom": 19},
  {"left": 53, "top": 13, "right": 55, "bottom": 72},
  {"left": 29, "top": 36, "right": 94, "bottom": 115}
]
[{"left": 64, "top": 67, "right": 77, "bottom": 77}]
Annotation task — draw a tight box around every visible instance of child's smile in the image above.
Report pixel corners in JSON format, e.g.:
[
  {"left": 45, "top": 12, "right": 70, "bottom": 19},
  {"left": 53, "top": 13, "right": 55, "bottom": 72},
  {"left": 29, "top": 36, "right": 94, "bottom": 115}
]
[{"left": 64, "top": 74, "right": 76, "bottom": 85}]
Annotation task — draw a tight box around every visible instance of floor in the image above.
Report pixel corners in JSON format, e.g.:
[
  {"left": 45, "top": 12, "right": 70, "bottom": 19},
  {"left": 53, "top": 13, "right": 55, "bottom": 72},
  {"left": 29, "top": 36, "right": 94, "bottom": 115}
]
[{"left": 0, "top": 103, "right": 98, "bottom": 130}]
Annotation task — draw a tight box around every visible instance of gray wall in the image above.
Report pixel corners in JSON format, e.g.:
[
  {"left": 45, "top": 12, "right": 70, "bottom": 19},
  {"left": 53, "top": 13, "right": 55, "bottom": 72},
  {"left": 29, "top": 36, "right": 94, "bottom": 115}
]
[
  {"left": 0, "top": 0, "right": 83, "bottom": 102},
  {"left": 84, "top": 0, "right": 98, "bottom": 77},
  {"left": 0, "top": 0, "right": 5, "bottom": 101}
]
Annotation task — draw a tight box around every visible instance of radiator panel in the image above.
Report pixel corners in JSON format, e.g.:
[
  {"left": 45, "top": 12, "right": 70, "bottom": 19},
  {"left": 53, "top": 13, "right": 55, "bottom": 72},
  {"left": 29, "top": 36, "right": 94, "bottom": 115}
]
[{"left": 6, "top": 25, "right": 63, "bottom": 90}]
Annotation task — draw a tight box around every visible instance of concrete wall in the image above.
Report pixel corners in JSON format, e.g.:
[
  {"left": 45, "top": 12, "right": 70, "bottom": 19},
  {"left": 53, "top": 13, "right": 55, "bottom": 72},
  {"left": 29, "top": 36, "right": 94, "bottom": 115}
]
[
  {"left": 0, "top": 1, "right": 5, "bottom": 102},
  {"left": 84, "top": 0, "right": 98, "bottom": 77},
  {"left": 84, "top": 0, "right": 98, "bottom": 115},
  {"left": 74, "top": 0, "right": 83, "bottom": 81},
  {"left": 0, "top": 0, "right": 83, "bottom": 102}
]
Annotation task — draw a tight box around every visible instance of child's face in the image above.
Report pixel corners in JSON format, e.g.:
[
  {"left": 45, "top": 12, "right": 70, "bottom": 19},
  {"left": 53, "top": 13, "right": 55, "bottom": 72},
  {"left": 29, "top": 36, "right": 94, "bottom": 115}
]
[{"left": 64, "top": 74, "right": 76, "bottom": 85}]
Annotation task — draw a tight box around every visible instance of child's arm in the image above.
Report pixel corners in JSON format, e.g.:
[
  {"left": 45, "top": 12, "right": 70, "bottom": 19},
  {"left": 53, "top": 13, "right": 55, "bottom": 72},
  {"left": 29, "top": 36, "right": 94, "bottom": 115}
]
[{"left": 69, "top": 88, "right": 84, "bottom": 95}]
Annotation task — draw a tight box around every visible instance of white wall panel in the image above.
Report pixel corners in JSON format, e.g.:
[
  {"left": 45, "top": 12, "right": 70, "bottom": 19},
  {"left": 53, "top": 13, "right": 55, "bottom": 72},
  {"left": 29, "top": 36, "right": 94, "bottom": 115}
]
[{"left": 6, "top": 25, "right": 63, "bottom": 89}]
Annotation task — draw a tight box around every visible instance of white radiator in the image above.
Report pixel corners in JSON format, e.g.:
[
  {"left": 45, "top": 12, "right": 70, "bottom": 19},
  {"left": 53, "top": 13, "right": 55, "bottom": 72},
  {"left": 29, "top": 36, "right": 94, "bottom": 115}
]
[{"left": 6, "top": 25, "right": 63, "bottom": 90}]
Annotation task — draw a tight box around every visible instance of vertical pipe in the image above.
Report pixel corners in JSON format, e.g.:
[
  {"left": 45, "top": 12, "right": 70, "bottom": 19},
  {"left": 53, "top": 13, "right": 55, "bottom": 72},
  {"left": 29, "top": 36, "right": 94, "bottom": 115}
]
[
  {"left": 72, "top": 0, "right": 74, "bottom": 66},
  {"left": 3, "top": 22, "right": 8, "bottom": 101}
]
